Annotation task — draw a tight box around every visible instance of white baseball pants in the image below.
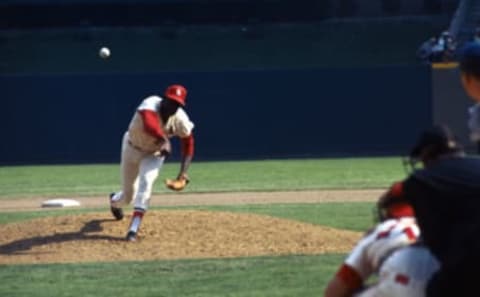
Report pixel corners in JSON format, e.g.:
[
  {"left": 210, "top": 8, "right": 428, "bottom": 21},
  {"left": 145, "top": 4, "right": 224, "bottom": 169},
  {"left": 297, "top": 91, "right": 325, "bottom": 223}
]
[{"left": 111, "top": 132, "right": 165, "bottom": 210}]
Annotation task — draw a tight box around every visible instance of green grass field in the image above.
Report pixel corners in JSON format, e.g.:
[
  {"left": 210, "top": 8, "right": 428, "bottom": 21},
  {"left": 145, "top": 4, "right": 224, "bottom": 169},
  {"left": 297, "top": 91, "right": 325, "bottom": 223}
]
[
  {"left": 0, "top": 157, "right": 404, "bottom": 296},
  {"left": 0, "top": 157, "right": 406, "bottom": 198}
]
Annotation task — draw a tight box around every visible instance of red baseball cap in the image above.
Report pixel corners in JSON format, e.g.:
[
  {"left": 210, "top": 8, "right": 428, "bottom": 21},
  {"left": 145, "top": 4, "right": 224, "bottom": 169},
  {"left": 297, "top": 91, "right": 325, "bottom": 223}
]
[{"left": 165, "top": 84, "right": 187, "bottom": 106}]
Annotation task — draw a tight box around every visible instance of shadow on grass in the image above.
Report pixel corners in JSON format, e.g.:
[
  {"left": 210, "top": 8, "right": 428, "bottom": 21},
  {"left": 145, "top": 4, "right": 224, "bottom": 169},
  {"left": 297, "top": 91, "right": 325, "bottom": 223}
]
[{"left": 0, "top": 219, "right": 125, "bottom": 255}]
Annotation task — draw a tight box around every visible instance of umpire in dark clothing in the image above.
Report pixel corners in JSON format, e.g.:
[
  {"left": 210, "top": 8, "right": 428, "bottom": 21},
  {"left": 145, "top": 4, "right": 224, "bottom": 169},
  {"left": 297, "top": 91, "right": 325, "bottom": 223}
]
[{"left": 401, "top": 125, "right": 480, "bottom": 297}]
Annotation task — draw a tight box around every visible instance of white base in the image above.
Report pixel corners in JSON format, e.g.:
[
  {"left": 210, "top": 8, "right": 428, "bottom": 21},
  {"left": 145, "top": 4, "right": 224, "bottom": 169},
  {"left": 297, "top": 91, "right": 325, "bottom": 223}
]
[{"left": 41, "top": 199, "right": 81, "bottom": 208}]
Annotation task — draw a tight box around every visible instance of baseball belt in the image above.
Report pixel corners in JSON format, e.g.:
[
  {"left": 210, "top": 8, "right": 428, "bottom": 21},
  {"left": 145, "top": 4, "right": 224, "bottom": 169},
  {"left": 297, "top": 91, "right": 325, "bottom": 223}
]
[{"left": 128, "top": 140, "right": 147, "bottom": 152}]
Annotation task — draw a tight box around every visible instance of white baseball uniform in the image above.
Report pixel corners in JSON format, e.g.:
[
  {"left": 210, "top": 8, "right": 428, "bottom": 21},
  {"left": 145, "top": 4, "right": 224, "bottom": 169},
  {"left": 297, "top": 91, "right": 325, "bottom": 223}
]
[
  {"left": 335, "top": 217, "right": 438, "bottom": 297},
  {"left": 111, "top": 95, "right": 194, "bottom": 211},
  {"left": 358, "top": 245, "right": 440, "bottom": 297}
]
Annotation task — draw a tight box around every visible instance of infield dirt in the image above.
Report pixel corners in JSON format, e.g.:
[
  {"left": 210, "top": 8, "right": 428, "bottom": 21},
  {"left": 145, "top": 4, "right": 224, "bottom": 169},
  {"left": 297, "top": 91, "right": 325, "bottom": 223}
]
[{"left": 0, "top": 189, "right": 382, "bottom": 264}]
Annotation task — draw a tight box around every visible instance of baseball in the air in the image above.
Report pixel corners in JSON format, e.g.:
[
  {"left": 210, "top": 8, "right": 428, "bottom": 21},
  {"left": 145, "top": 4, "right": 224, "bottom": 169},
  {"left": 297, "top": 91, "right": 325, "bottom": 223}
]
[{"left": 99, "top": 47, "right": 111, "bottom": 59}]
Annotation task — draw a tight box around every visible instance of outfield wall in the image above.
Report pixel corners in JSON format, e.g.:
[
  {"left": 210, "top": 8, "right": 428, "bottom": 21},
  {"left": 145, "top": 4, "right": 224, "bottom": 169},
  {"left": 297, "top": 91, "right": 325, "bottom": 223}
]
[{"left": 0, "top": 66, "right": 431, "bottom": 164}]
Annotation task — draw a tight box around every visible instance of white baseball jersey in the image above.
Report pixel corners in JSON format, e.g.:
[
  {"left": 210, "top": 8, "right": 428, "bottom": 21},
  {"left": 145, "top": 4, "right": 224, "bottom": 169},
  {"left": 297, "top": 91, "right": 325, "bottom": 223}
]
[
  {"left": 344, "top": 217, "right": 420, "bottom": 281},
  {"left": 127, "top": 95, "right": 194, "bottom": 153},
  {"left": 111, "top": 94, "right": 195, "bottom": 211}
]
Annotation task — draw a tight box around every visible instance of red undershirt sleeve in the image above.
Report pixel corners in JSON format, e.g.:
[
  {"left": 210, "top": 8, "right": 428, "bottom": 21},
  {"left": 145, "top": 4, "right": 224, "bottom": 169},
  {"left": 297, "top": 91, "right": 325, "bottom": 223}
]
[
  {"left": 180, "top": 134, "right": 194, "bottom": 157},
  {"left": 336, "top": 264, "right": 363, "bottom": 291},
  {"left": 139, "top": 110, "right": 165, "bottom": 139}
]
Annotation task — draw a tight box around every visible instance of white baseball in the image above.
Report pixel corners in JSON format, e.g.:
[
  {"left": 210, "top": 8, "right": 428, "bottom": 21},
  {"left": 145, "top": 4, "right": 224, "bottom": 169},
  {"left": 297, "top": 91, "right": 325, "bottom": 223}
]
[{"left": 99, "top": 47, "right": 111, "bottom": 59}]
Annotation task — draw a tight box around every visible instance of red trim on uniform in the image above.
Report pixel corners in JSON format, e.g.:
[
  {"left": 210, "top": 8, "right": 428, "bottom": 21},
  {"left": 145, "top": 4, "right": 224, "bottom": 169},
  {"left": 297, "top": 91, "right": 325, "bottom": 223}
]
[
  {"left": 336, "top": 264, "right": 363, "bottom": 291},
  {"left": 139, "top": 110, "right": 165, "bottom": 139},
  {"left": 181, "top": 134, "right": 195, "bottom": 157},
  {"left": 403, "top": 226, "right": 417, "bottom": 240},
  {"left": 133, "top": 210, "right": 145, "bottom": 218},
  {"left": 394, "top": 274, "right": 410, "bottom": 285},
  {"left": 387, "top": 203, "right": 415, "bottom": 219},
  {"left": 376, "top": 225, "right": 396, "bottom": 239}
]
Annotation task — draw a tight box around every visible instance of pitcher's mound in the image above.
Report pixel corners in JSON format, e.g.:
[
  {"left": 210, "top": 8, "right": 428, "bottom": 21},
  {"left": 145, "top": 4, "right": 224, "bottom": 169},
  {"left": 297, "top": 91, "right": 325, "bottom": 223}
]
[{"left": 0, "top": 210, "right": 361, "bottom": 264}]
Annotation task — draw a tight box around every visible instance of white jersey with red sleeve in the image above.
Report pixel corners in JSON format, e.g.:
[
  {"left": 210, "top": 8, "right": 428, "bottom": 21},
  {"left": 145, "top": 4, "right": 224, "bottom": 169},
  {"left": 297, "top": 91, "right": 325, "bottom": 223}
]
[
  {"left": 336, "top": 217, "right": 420, "bottom": 290},
  {"left": 127, "top": 95, "right": 163, "bottom": 153},
  {"left": 126, "top": 95, "right": 195, "bottom": 155}
]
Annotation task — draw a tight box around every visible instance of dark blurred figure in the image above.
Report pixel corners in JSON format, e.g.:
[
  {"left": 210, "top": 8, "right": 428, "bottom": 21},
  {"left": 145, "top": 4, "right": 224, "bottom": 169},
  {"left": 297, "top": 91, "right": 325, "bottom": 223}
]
[
  {"left": 437, "top": 31, "right": 456, "bottom": 62},
  {"left": 473, "top": 27, "right": 480, "bottom": 44},
  {"left": 416, "top": 37, "right": 438, "bottom": 64},
  {"left": 418, "top": 31, "right": 456, "bottom": 63},
  {"left": 459, "top": 42, "right": 480, "bottom": 153},
  {"left": 398, "top": 125, "right": 480, "bottom": 297}
]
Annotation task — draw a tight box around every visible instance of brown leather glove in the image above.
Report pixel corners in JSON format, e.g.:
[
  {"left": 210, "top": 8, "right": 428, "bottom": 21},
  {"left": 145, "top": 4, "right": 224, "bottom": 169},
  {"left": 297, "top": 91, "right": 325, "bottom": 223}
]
[{"left": 165, "top": 174, "right": 190, "bottom": 191}]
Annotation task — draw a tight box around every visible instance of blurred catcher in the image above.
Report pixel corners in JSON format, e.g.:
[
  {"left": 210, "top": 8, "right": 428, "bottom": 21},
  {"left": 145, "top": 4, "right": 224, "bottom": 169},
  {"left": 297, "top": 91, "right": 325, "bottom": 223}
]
[
  {"left": 390, "top": 124, "right": 480, "bottom": 297},
  {"left": 324, "top": 181, "right": 439, "bottom": 297},
  {"left": 322, "top": 127, "right": 471, "bottom": 297},
  {"left": 109, "top": 84, "right": 195, "bottom": 241}
]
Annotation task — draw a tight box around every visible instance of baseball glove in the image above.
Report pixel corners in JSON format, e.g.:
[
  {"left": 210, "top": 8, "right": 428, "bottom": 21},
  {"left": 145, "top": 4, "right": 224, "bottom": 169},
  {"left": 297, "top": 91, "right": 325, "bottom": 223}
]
[{"left": 165, "top": 174, "right": 190, "bottom": 191}]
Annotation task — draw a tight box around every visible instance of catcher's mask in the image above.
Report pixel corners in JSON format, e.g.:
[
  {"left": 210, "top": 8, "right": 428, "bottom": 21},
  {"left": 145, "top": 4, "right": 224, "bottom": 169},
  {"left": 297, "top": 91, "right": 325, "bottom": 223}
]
[{"left": 404, "top": 125, "right": 463, "bottom": 173}]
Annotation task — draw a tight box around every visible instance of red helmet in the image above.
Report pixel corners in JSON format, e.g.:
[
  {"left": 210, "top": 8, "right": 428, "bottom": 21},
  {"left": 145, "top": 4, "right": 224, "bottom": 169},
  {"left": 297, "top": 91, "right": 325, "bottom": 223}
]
[{"left": 165, "top": 84, "right": 187, "bottom": 106}]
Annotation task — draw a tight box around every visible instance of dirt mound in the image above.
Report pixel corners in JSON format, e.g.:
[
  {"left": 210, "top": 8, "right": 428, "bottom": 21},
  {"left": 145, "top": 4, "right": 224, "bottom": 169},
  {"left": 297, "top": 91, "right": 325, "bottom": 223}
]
[{"left": 0, "top": 210, "right": 362, "bottom": 264}]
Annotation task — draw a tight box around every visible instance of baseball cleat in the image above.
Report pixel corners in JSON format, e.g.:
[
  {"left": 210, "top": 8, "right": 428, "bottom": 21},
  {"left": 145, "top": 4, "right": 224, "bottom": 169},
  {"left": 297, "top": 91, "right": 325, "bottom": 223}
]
[
  {"left": 126, "top": 231, "right": 137, "bottom": 242},
  {"left": 109, "top": 193, "right": 124, "bottom": 220}
]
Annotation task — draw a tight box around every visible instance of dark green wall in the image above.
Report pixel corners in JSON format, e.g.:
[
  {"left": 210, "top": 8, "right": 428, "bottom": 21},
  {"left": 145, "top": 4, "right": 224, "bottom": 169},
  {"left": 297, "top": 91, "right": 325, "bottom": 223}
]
[{"left": 0, "top": 0, "right": 457, "bottom": 29}]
